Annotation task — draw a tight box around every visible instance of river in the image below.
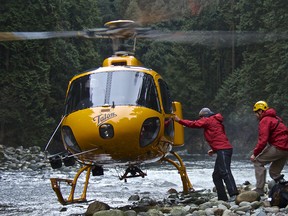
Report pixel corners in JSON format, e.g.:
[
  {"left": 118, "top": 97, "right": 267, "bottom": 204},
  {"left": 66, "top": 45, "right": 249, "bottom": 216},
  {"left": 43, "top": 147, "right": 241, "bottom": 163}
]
[{"left": 1, "top": 154, "right": 288, "bottom": 216}]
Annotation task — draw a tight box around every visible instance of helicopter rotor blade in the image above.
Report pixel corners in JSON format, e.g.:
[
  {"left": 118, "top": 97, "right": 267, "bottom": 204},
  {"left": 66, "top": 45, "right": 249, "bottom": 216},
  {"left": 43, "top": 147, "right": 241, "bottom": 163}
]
[
  {"left": 0, "top": 27, "right": 152, "bottom": 42},
  {"left": 0, "top": 28, "right": 113, "bottom": 41},
  {"left": 0, "top": 31, "right": 87, "bottom": 41},
  {"left": 1, "top": 25, "right": 287, "bottom": 48},
  {"left": 137, "top": 30, "right": 288, "bottom": 47}
]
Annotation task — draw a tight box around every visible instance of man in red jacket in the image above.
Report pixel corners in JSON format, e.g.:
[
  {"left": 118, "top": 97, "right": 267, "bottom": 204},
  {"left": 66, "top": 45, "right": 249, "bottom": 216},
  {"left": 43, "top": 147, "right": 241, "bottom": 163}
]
[
  {"left": 173, "top": 108, "right": 238, "bottom": 201},
  {"left": 251, "top": 101, "right": 288, "bottom": 196}
]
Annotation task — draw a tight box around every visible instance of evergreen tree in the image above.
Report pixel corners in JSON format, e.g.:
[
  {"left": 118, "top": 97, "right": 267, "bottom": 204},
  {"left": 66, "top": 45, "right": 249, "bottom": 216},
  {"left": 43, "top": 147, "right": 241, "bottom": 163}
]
[
  {"left": 0, "top": 0, "right": 102, "bottom": 148},
  {"left": 213, "top": 0, "right": 288, "bottom": 153},
  {"left": 1, "top": 0, "right": 287, "bottom": 154}
]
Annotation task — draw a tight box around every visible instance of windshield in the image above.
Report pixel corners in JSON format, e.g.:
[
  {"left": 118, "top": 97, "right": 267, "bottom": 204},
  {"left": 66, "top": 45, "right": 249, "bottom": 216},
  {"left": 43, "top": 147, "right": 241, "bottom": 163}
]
[{"left": 64, "top": 70, "right": 161, "bottom": 115}]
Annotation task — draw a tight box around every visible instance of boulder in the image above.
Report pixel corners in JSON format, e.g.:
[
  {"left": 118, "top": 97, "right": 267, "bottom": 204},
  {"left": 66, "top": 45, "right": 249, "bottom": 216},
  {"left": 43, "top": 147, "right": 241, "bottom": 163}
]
[
  {"left": 86, "top": 201, "right": 110, "bottom": 216},
  {"left": 235, "top": 191, "right": 260, "bottom": 204}
]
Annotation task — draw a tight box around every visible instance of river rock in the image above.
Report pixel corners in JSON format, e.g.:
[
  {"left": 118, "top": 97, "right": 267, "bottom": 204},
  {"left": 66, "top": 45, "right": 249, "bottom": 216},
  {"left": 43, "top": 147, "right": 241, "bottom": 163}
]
[
  {"left": 86, "top": 200, "right": 110, "bottom": 216},
  {"left": 170, "top": 205, "right": 190, "bottom": 215},
  {"left": 123, "top": 210, "right": 137, "bottom": 216},
  {"left": 264, "top": 206, "right": 280, "bottom": 213},
  {"left": 2, "top": 144, "right": 288, "bottom": 216},
  {"left": 92, "top": 209, "right": 124, "bottom": 216},
  {"left": 147, "top": 208, "right": 164, "bottom": 216},
  {"left": 0, "top": 145, "right": 51, "bottom": 171},
  {"left": 128, "top": 194, "right": 140, "bottom": 201},
  {"left": 235, "top": 191, "right": 260, "bottom": 204}
]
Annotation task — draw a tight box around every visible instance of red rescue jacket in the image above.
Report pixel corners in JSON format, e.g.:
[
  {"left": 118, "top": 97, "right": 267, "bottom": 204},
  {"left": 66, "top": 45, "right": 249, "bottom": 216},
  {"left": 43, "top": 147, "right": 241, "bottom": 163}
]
[
  {"left": 178, "top": 113, "right": 232, "bottom": 151},
  {"left": 254, "top": 108, "right": 288, "bottom": 156}
]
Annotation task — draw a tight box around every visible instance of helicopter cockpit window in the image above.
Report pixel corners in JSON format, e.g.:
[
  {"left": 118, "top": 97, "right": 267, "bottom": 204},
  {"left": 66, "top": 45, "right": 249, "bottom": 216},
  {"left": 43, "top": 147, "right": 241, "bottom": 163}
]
[
  {"left": 109, "top": 71, "right": 160, "bottom": 112},
  {"left": 64, "top": 71, "right": 160, "bottom": 115},
  {"left": 158, "top": 79, "right": 173, "bottom": 114}
]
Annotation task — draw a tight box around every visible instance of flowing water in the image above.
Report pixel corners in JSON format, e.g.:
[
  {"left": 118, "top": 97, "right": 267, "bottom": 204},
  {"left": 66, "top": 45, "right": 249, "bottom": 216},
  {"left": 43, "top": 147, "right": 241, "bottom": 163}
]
[{"left": 1, "top": 155, "right": 288, "bottom": 216}]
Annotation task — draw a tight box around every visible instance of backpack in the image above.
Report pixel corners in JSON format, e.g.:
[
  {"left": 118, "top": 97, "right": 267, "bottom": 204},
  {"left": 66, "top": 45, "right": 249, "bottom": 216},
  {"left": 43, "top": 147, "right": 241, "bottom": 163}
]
[{"left": 269, "top": 181, "right": 288, "bottom": 208}]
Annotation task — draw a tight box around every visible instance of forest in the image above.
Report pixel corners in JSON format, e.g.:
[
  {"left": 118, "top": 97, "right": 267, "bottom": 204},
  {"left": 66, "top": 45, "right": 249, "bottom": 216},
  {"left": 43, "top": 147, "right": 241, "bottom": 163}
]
[{"left": 0, "top": 0, "right": 287, "bottom": 154}]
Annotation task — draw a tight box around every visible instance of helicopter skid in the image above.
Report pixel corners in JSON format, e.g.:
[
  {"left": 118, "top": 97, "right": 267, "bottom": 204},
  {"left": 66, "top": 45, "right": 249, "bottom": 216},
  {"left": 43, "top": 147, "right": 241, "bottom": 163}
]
[
  {"left": 50, "top": 165, "right": 92, "bottom": 205},
  {"left": 161, "top": 151, "right": 194, "bottom": 193}
]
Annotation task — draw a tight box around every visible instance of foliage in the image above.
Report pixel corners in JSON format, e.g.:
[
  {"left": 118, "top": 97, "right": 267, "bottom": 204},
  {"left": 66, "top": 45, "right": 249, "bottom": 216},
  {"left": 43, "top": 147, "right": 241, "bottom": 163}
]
[
  {"left": 0, "top": 0, "right": 287, "bottom": 154},
  {"left": 0, "top": 0, "right": 101, "bottom": 148},
  {"left": 213, "top": 0, "right": 288, "bottom": 152}
]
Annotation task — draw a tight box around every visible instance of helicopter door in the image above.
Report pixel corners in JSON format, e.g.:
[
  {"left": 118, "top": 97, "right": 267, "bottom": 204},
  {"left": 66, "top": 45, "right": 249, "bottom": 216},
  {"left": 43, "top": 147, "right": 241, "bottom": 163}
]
[
  {"left": 158, "top": 79, "right": 184, "bottom": 146},
  {"left": 158, "top": 79, "right": 174, "bottom": 139},
  {"left": 172, "top": 101, "right": 184, "bottom": 146}
]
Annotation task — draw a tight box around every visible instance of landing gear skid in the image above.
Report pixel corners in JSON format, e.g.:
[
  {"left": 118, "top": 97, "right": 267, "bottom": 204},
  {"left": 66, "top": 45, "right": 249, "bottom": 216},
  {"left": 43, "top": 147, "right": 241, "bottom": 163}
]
[
  {"left": 119, "top": 165, "right": 147, "bottom": 182},
  {"left": 50, "top": 165, "right": 92, "bottom": 205},
  {"left": 161, "top": 151, "right": 194, "bottom": 193},
  {"left": 50, "top": 152, "right": 192, "bottom": 205}
]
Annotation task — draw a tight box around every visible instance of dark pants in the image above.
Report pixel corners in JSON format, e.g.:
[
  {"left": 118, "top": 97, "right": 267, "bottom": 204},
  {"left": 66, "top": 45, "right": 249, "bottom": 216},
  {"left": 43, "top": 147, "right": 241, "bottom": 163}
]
[{"left": 213, "top": 149, "right": 238, "bottom": 201}]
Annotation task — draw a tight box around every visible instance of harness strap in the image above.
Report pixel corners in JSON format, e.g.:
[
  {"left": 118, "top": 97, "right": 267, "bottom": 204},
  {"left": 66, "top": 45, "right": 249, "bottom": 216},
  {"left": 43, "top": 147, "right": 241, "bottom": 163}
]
[{"left": 271, "top": 117, "right": 281, "bottom": 133}]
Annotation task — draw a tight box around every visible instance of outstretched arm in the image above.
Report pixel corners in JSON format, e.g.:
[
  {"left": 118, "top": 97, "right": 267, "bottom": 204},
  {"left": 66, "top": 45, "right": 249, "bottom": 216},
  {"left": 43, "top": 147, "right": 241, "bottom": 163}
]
[{"left": 173, "top": 115, "right": 206, "bottom": 128}]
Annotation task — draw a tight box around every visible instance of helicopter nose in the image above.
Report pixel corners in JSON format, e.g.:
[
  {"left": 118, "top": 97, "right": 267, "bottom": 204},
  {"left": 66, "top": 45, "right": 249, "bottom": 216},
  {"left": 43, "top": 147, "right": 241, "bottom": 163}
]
[{"left": 99, "top": 123, "right": 114, "bottom": 139}]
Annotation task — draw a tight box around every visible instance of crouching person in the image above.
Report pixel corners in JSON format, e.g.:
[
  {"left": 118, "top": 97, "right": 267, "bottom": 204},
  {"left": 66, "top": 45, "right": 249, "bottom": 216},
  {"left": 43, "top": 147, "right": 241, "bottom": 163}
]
[{"left": 250, "top": 101, "right": 288, "bottom": 196}]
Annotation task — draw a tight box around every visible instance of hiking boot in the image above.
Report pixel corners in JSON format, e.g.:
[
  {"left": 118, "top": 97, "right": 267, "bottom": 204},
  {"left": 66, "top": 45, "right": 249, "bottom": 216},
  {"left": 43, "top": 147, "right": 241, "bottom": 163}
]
[
  {"left": 228, "top": 195, "right": 237, "bottom": 202},
  {"left": 252, "top": 188, "right": 265, "bottom": 196},
  {"left": 274, "top": 174, "right": 286, "bottom": 183}
]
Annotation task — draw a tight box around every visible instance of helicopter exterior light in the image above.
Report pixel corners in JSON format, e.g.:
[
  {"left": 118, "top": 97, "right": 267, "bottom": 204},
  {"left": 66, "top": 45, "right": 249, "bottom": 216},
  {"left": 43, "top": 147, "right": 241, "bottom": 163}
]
[{"left": 99, "top": 124, "right": 114, "bottom": 139}]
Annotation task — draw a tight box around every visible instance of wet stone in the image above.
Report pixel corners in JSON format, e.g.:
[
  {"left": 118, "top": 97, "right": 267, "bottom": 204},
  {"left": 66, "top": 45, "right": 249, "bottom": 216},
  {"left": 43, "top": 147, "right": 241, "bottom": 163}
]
[
  {"left": 1, "top": 144, "right": 288, "bottom": 216},
  {"left": 85, "top": 201, "right": 110, "bottom": 216},
  {"left": 128, "top": 194, "right": 140, "bottom": 201}
]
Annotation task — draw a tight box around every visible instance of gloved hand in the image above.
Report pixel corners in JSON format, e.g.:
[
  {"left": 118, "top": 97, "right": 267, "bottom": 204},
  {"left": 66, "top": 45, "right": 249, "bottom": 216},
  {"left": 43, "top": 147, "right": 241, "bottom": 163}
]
[{"left": 173, "top": 115, "right": 181, "bottom": 122}]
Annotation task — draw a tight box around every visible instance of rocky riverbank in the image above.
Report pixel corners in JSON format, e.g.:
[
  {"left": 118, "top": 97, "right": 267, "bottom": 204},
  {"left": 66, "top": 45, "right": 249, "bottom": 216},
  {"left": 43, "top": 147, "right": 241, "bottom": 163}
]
[
  {"left": 0, "top": 145, "right": 49, "bottom": 171},
  {"left": 1, "top": 145, "right": 288, "bottom": 215},
  {"left": 85, "top": 199, "right": 287, "bottom": 216},
  {"left": 83, "top": 188, "right": 288, "bottom": 216}
]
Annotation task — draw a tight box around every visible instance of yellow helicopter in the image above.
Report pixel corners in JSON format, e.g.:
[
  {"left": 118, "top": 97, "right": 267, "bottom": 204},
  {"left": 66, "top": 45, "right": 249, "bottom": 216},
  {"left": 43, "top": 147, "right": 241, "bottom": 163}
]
[
  {"left": 0, "top": 20, "right": 192, "bottom": 205},
  {"left": 1, "top": 20, "right": 286, "bottom": 205}
]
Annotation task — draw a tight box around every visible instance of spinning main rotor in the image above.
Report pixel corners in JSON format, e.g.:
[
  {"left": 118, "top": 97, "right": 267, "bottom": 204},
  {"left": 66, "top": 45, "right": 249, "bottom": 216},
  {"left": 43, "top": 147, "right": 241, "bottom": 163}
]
[{"left": 1, "top": 19, "right": 288, "bottom": 57}]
